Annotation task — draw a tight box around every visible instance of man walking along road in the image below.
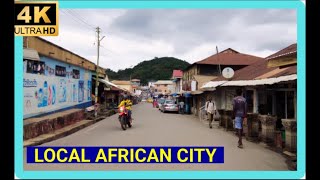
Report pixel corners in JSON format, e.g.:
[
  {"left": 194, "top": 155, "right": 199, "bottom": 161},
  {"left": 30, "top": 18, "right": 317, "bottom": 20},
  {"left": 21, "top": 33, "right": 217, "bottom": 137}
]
[
  {"left": 232, "top": 88, "right": 247, "bottom": 148},
  {"left": 179, "top": 100, "right": 185, "bottom": 114},
  {"left": 205, "top": 98, "right": 217, "bottom": 129}
]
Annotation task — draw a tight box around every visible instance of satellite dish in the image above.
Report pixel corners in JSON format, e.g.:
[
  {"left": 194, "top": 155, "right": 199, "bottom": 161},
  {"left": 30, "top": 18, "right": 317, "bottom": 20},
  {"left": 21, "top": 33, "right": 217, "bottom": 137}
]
[{"left": 222, "top": 67, "right": 234, "bottom": 79}]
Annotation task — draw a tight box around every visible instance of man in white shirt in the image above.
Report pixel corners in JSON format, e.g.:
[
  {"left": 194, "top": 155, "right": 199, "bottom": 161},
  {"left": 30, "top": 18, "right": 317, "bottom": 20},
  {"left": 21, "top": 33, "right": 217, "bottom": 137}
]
[{"left": 205, "top": 98, "right": 217, "bottom": 128}]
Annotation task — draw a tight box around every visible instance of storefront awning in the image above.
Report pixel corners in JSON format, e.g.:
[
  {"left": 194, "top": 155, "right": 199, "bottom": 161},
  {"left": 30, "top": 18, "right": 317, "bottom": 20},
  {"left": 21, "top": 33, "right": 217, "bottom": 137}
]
[
  {"left": 191, "top": 90, "right": 204, "bottom": 95},
  {"left": 200, "top": 74, "right": 296, "bottom": 89},
  {"left": 93, "top": 78, "right": 129, "bottom": 92},
  {"left": 201, "top": 81, "right": 227, "bottom": 90},
  {"left": 23, "top": 48, "right": 40, "bottom": 61},
  {"left": 222, "top": 74, "right": 297, "bottom": 86}
]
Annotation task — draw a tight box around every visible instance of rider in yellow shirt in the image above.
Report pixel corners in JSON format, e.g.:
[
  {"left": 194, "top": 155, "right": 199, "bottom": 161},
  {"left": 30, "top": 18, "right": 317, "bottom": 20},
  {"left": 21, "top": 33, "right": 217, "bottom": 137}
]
[{"left": 118, "top": 95, "right": 133, "bottom": 120}]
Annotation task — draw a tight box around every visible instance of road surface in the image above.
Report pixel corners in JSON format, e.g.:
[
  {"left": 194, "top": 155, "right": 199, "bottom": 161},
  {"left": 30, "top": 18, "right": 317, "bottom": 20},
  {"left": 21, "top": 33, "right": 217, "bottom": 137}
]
[{"left": 24, "top": 102, "right": 288, "bottom": 171}]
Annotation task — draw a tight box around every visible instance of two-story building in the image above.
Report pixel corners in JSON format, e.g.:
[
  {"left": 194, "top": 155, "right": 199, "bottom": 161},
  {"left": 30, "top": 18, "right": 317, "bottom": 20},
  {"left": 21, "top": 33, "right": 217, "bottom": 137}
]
[
  {"left": 154, "top": 80, "right": 175, "bottom": 95},
  {"left": 201, "top": 44, "right": 297, "bottom": 153},
  {"left": 183, "top": 48, "right": 263, "bottom": 115},
  {"left": 171, "top": 70, "right": 183, "bottom": 94}
]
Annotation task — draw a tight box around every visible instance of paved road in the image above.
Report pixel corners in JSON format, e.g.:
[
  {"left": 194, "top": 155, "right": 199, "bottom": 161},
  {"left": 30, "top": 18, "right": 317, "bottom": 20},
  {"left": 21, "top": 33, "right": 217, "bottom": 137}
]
[{"left": 24, "top": 102, "right": 288, "bottom": 171}]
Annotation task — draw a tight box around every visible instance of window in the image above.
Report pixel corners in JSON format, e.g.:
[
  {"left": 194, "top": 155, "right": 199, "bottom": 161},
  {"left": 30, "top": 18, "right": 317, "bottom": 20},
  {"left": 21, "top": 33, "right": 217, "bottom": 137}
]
[
  {"left": 164, "top": 85, "right": 168, "bottom": 87},
  {"left": 55, "top": 65, "right": 66, "bottom": 77},
  {"left": 72, "top": 69, "right": 80, "bottom": 79},
  {"left": 25, "top": 60, "right": 45, "bottom": 75}
]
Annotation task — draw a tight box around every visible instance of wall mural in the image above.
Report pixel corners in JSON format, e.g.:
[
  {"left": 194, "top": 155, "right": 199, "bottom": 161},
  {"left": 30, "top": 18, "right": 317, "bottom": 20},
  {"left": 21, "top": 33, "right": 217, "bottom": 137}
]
[
  {"left": 87, "top": 81, "right": 91, "bottom": 101},
  {"left": 78, "top": 80, "right": 84, "bottom": 102},
  {"left": 23, "top": 56, "right": 92, "bottom": 119}
]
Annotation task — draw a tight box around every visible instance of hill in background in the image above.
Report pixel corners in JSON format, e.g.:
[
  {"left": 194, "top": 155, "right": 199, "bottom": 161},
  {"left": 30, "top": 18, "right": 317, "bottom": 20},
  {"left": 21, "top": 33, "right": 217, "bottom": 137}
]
[{"left": 106, "top": 57, "right": 190, "bottom": 85}]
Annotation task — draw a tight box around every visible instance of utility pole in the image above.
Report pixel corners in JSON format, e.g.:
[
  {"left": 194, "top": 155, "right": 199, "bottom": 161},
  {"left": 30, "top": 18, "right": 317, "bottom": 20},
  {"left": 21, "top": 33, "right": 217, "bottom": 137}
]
[
  {"left": 216, "top": 46, "right": 222, "bottom": 75},
  {"left": 94, "top": 27, "right": 105, "bottom": 117}
]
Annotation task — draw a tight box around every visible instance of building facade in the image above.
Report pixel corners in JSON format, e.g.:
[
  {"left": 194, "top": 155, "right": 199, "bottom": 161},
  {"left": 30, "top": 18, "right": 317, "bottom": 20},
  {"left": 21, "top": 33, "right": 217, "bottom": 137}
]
[
  {"left": 154, "top": 80, "right": 175, "bottom": 94},
  {"left": 23, "top": 37, "right": 106, "bottom": 119}
]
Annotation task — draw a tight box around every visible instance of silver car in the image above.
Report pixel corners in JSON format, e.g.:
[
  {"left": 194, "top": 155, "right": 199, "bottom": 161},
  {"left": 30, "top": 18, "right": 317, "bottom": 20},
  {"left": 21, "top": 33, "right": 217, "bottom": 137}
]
[
  {"left": 160, "top": 99, "right": 178, "bottom": 113},
  {"left": 157, "top": 98, "right": 166, "bottom": 110}
]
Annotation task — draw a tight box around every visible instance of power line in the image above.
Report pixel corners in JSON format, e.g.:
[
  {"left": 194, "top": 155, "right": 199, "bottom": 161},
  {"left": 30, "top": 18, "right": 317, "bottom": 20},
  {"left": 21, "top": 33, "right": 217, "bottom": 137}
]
[
  {"left": 61, "top": 9, "right": 95, "bottom": 31},
  {"left": 67, "top": 9, "right": 96, "bottom": 29},
  {"left": 100, "top": 45, "right": 120, "bottom": 56}
]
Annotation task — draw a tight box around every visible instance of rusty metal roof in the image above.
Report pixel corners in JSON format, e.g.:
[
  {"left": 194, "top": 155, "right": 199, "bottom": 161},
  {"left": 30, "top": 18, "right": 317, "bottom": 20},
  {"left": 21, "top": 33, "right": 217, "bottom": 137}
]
[
  {"left": 266, "top": 43, "right": 297, "bottom": 60},
  {"left": 195, "top": 48, "right": 263, "bottom": 66}
]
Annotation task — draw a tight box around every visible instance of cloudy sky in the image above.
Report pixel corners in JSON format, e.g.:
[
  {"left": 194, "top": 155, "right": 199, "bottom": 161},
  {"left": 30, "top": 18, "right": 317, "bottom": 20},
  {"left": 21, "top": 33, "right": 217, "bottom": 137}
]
[{"left": 43, "top": 8, "right": 297, "bottom": 71}]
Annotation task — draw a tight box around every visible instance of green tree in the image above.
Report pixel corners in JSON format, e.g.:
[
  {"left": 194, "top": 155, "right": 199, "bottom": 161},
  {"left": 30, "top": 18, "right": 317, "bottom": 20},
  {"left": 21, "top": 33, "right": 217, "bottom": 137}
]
[{"left": 105, "top": 57, "right": 190, "bottom": 85}]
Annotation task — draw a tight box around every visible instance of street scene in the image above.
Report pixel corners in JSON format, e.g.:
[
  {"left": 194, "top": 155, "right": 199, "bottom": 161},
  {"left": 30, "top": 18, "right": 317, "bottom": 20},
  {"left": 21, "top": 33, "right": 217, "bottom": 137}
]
[
  {"left": 22, "top": 9, "right": 298, "bottom": 171},
  {"left": 24, "top": 102, "right": 288, "bottom": 170}
]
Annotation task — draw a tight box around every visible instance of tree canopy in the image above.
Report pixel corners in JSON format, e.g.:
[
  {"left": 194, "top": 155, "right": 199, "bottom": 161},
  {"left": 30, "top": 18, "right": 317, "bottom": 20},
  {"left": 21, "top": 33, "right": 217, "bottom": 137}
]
[{"left": 105, "top": 57, "right": 190, "bottom": 85}]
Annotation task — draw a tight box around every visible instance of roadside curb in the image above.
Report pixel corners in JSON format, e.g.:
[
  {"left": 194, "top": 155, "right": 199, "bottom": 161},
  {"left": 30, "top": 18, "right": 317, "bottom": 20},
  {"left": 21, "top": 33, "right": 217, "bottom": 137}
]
[{"left": 23, "top": 113, "right": 115, "bottom": 147}]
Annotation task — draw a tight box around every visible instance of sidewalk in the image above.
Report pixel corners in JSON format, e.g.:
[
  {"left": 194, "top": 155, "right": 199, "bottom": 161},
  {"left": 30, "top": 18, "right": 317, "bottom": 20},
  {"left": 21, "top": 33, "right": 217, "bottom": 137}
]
[
  {"left": 199, "top": 116, "right": 297, "bottom": 170},
  {"left": 23, "top": 109, "right": 115, "bottom": 147}
]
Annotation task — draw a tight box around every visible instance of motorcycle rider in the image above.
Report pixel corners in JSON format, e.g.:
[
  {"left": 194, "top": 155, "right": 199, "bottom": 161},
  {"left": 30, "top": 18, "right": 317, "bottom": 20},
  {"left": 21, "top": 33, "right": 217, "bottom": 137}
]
[{"left": 118, "top": 94, "right": 133, "bottom": 122}]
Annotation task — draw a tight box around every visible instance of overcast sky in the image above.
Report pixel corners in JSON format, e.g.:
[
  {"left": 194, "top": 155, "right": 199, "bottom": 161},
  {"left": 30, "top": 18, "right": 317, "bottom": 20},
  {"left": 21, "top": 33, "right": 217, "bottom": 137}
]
[{"left": 43, "top": 8, "right": 297, "bottom": 71}]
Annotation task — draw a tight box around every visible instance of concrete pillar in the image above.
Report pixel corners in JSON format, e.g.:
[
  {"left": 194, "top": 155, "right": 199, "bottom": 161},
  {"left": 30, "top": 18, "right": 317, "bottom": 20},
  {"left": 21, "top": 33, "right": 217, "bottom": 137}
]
[
  {"left": 218, "top": 109, "right": 225, "bottom": 127},
  {"left": 259, "top": 115, "right": 277, "bottom": 143},
  {"left": 221, "top": 90, "right": 226, "bottom": 109},
  {"left": 282, "top": 119, "right": 297, "bottom": 153},
  {"left": 294, "top": 90, "right": 297, "bottom": 119},
  {"left": 244, "top": 113, "right": 259, "bottom": 141},
  {"left": 272, "top": 92, "right": 276, "bottom": 115},
  {"left": 253, "top": 89, "right": 258, "bottom": 113},
  {"left": 224, "top": 110, "right": 233, "bottom": 131}
]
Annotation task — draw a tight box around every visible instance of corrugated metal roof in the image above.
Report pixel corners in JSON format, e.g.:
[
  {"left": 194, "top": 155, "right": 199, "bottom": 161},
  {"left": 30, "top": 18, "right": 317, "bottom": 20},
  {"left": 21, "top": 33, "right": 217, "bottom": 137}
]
[
  {"left": 212, "top": 60, "right": 296, "bottom": 82},
  {"left": 191, "top": 90, "right": 204, "bottom": 95},
  {"left": 201, "top": 81, "right": 227, "bottom": 89},
  {"left": 223, "top": 74, "right": 296, "bottom": 86},
  {"left": 195, "top": 48, "right": 263, "bottom": 66},
  {"left": 99, "top": 79, "right": 119, "bottom": 88},
  {"left": 266, "top": 43, "right": 297, "bottom": 60},
  {"left": 23, "top": 48, "right": 40, "bottom": 61},
  {"left": 201, "top": 74, "right": 296, "bottom": 89}
]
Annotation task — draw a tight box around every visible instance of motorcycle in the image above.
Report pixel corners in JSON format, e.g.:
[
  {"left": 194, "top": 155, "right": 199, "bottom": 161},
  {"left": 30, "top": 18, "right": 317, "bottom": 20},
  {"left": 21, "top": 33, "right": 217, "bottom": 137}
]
[{"left": 118, "top": 105, "right": 132, "bottom": 130}]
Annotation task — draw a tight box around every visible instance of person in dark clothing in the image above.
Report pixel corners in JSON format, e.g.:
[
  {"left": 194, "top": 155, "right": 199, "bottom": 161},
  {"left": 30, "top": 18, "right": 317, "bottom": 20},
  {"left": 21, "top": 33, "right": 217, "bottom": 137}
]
[{"left": 232, "top": 88, "right": 247, "bottom": 148}]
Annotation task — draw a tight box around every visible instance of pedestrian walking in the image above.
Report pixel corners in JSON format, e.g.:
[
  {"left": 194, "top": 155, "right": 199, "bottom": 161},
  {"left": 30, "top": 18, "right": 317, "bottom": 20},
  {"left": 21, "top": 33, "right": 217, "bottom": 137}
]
[
  {"left": 179, "top": 100, "right": 185, "bottom": 114},
  {"left": 205, "top": 97, "right": 217, "bottom": 128},
  {"left": 232, "top": 88, "right": 247, "bottom": 148}
]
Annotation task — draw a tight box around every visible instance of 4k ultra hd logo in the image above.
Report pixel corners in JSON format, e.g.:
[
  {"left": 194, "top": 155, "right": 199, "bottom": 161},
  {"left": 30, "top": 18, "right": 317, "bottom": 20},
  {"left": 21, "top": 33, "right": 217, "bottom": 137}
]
[{"left": 15, "top": 1, "right": 58, "bottom": 36}]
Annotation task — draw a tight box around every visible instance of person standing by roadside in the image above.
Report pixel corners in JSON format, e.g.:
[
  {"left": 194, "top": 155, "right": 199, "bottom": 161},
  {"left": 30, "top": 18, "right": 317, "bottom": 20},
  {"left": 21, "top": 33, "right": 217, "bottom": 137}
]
[
  {"left": 205, "top": 97, "right": 217, "bottom": 129},
  {"left": 179, "top": 100, "right": 185, "bottom": 114},
  {"left": 232, "top": 88, "right": 247, "bottom": 148}
]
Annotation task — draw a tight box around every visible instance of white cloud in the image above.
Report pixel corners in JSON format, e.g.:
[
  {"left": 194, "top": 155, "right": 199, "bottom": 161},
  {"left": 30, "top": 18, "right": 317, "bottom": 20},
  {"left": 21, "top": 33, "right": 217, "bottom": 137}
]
[{"left": 43, "top": 9, "right": 297, "bottom": 71}]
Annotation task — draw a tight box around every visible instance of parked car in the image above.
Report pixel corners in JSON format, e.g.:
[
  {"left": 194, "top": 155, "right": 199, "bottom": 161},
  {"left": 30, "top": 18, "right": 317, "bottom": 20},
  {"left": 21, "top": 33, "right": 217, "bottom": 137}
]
[
  {"left": 157, "top": 98, "right": 166, "bottom": 110},
  {"left": 160, "top": 99, "right": 178, "bottom": 113}
]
